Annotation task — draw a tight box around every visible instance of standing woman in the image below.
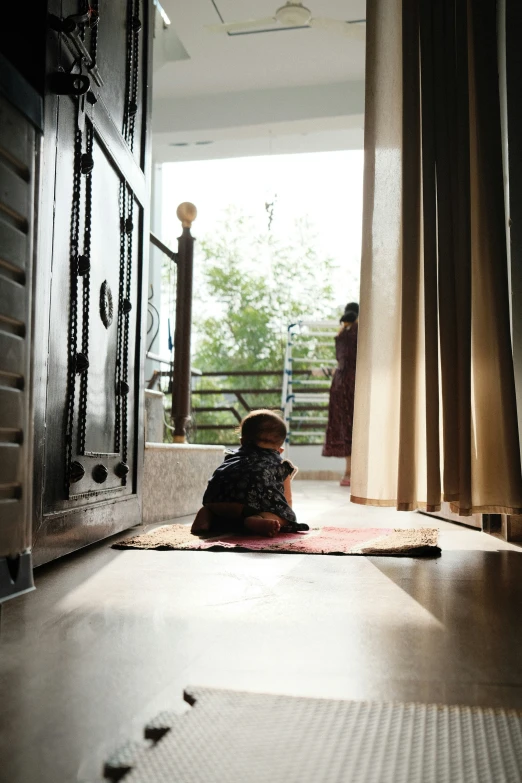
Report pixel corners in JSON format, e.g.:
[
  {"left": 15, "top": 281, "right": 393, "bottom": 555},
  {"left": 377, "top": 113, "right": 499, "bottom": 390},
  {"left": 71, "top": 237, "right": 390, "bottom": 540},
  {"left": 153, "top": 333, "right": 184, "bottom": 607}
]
[{"left": 322, "top": 302, "right": 359, "bottom": 486}]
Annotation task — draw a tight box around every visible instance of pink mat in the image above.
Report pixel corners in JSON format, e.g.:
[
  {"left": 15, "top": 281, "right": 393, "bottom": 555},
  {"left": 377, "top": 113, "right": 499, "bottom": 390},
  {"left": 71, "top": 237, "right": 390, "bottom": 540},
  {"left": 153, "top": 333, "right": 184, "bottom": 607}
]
[
  {"left": 201, "top": 527, "right": 394, "bottom": 553},
  {"left": 114, "top": 524, "right": 440, "bottom": 556}
]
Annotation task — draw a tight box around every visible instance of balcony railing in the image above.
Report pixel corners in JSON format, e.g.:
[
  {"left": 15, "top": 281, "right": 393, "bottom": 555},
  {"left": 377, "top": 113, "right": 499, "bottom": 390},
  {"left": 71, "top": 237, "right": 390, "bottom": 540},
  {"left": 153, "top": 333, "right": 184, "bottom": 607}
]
[{"left": 190, "top": 369, "right": 332, "bottom": 446}]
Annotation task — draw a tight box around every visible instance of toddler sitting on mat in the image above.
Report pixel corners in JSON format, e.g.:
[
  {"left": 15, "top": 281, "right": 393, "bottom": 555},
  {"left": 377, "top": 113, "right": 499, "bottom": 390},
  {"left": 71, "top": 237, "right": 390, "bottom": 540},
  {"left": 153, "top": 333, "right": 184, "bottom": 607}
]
[{"left": 191, "top": 409, "right": 308, "bottom": 538}]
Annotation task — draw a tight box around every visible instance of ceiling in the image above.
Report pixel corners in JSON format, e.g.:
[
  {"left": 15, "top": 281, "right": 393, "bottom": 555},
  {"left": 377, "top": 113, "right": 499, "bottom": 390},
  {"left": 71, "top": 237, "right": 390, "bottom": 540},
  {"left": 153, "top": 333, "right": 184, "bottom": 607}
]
[{"left": 152, "top": 0, "right": 366, "bottom": 162}]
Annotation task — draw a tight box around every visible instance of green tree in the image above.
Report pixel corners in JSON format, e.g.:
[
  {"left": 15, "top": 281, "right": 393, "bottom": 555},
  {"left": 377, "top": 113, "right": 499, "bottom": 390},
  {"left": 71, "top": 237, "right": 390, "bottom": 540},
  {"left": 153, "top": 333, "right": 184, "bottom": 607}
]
[
  {"left": 190, "top": 208, "right": 344, "bottom": 444},
  {"left": 194, "top": 209, "right": 337, "bottom": 369}
]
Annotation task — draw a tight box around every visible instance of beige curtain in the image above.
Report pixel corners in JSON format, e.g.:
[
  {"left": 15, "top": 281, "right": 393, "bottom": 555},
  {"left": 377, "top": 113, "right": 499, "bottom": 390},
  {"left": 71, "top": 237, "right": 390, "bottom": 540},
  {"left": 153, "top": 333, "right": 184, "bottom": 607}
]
[{"left": 351, "top": 0, "right": 522, "bottom": 515}]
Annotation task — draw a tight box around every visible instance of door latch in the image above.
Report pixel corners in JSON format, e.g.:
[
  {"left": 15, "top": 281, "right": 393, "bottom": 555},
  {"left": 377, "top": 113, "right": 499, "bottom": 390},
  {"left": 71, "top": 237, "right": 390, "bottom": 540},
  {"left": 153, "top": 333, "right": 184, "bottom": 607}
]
[
  {"left": 48, "top": 13, "right": 104, "bottom": 87},
  {"left": 49, "top": 72, "right": 90, "bottom": 96}
]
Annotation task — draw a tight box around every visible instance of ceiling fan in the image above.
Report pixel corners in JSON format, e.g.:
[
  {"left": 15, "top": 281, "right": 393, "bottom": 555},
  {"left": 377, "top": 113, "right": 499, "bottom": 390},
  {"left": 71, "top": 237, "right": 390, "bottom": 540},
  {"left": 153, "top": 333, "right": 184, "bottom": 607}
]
[{"left": 206, "top": 2, "right": 366, "bottom": 39}]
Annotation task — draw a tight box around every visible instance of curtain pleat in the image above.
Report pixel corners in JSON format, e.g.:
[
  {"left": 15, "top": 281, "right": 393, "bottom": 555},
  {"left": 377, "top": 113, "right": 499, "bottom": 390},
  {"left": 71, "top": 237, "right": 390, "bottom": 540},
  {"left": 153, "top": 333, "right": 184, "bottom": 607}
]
[
  {"left": 351, "top": 0, "right": 522, "bottom": 515},
  {"left": 419, "top": 0, "right": 441, "bottom": 510},
  {"left": 350, "top": 0, "right": 404, "bottom": 507},
  {"left": 397, "top": 0, "right": 422, "bottom": 510}
]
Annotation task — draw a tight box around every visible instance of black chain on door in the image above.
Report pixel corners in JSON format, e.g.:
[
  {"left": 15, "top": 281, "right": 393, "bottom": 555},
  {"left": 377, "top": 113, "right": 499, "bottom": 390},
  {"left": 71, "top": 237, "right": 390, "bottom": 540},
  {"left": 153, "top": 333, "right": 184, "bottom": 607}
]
[
  {"left": 64, "top": 0, "right": 142, "bottom": 498},
  {"left": 34, "top": 0, "right": 151, "bottom": 563}
]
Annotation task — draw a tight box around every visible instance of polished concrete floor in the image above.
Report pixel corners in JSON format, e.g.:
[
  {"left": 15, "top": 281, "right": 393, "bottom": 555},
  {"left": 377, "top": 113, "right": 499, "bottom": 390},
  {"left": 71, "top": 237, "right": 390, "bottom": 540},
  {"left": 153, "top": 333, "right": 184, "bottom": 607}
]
[{"left": 1, "top": 482, "right": 522, "bottom": 782}]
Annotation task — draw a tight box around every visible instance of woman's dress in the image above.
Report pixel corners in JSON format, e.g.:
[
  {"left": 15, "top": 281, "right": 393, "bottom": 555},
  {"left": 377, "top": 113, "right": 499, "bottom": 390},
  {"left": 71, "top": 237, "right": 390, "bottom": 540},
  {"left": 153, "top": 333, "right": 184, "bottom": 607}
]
[{"left": 322, "top": 322, "right": 358, "bottom": 457}]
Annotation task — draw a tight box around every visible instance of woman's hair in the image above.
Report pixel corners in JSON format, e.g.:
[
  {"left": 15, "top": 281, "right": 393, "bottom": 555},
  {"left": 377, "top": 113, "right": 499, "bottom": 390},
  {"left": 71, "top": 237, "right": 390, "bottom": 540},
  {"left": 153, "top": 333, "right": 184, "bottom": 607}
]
[
  {"left": 240, "top": 409, "right": 287, "bottom": 447},
  {"left": 341, "top": 301, "right": 359, "bottom": 324}
]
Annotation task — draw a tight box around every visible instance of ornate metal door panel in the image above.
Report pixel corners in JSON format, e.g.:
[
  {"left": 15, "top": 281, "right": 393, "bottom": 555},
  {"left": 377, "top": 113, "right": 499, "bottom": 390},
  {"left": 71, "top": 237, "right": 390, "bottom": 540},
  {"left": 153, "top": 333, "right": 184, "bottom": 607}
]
[{"left": 33, "top": 0, "right": 151, "bottom": 565}]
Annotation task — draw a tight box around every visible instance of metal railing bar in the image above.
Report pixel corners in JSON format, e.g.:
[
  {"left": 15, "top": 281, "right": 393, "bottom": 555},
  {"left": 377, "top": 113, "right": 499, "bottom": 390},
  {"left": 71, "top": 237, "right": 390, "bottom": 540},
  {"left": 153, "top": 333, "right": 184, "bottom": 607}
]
[
  {"left": 195, "top": 425, "right": 240, "bottom": 430},
  {"left": 152, "top": 368, "right": 202, "bottom": 378},
  {"left": 289, "top": 332, "right": 337, "bottom": 337},
  {"left": 193, "top": 387, "right": 328, "bottom": 395},
  {"left": 146, "top": 351, "right": 172, "bottom": 365},
  {"left": 296, "top": 320, "right": 339, "bottom": 327},
  {"left": 290, "top": 416, "right": 328, "bottom": 422},
  {"left": 289, "top": 431, "right": 327, "bottom": 437},
  {"left": 291, "top": 359, "right": 337, "bottom": 364},
  {"left": 193, "top": 388, "right": 283, "bottom": 395},
  {"left": 193, "top": 405, "right": 242, "bottom": 422},
  {"left": 150, "top": 231, "right": 178, "bottom": 263},
  {"left": 293, "top": 378, "right": 330, "bottom": 386},
  {"left": 291, "top": 395, "right": 330, "bottom": 402},
  {"left": 196, "top": 370, "right": 312, "bottom": 377}
]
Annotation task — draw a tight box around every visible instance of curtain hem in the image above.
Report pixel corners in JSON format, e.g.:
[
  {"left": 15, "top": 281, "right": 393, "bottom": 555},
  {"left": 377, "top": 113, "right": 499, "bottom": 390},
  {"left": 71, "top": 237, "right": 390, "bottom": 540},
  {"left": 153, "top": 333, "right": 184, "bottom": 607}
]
[
  {"left": 351, "top": 495, "right": 440, "bottom": 512},
  {"left": 448, "top": 503, "right": 522, "bottom": 516},
  {"left": 351, "top": 495, "right": 522, "bottom": 517}
]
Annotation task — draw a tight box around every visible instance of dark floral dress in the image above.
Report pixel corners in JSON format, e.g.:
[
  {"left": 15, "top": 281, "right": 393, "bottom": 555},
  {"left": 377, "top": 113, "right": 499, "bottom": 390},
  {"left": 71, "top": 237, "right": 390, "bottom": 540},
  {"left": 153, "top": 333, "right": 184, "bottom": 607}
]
[
  {"left": 203, "top": 444, "right": 297, "bottom": 523},
  {"left": 322, "top": 322, "right": 358, "bottom": 457}
]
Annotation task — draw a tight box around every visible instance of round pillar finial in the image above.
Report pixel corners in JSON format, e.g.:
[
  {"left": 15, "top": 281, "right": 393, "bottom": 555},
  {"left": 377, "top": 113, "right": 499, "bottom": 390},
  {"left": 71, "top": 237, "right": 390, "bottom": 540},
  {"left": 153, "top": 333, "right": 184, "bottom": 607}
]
[{"left": 177, "top": 202, "right": 197, "bottom": 228}]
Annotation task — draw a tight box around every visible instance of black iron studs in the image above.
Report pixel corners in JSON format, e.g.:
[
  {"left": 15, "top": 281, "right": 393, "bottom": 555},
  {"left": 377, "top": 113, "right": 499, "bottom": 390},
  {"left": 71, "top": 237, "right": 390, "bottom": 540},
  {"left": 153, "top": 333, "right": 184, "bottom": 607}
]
[
  {"left": 115, "top": 461, "right": 130, "bottom": 478},
  {"left": 81, "top": 152, "right": 94, "bottom": 174},
  {"left": 117, "top": 380, "right": 130, "bottom": 396},
  {"left": 122, "top": 298, "right": 132, "bottom": 314},
  {"left": 78, "top": 255, "right": 90, "bottom": 275},
  {"left": 120, "top": 216, "right": 134, "bottom": 233},
  {"left": 75, "top": 352, "right": 89, "bottom": 373},
  {"left": 69, "top": 461, "right": 85, "bottom": 483},
  {"left": 92, "top": 464, "right": 109, "bottom": 483}
]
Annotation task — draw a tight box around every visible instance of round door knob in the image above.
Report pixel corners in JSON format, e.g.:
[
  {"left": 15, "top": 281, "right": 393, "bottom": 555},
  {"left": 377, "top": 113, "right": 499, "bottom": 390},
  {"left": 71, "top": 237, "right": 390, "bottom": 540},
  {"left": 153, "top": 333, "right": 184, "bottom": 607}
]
[
  {"left": 92, "top": 464, "right": 108, "bottom": 484},
  {"left": 122, "top": 298, "right": 132, "bottom": 314}
]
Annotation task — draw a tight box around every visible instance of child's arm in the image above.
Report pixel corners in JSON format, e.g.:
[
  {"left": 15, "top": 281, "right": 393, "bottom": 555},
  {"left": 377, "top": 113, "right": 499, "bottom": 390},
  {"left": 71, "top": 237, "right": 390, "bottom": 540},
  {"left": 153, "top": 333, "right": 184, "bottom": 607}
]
[{"left": 284, "top": 476, "right": 293, "bottom": 507}]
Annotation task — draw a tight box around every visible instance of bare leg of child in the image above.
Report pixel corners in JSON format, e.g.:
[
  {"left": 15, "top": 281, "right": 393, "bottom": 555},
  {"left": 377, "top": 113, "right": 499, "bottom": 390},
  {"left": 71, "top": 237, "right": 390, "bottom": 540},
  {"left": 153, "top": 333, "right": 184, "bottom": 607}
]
[
  {"left": 191, "top": 506, "right": 214, "bottom": 535},
  {"left": 243, "top": 512, "right": 285, "bottom": 537},
  {"left": 191, "top": 502, "right": 244, "bottom": 535},
  {"left": 192, "top": 505, "right": 286, "bottom": 538}
]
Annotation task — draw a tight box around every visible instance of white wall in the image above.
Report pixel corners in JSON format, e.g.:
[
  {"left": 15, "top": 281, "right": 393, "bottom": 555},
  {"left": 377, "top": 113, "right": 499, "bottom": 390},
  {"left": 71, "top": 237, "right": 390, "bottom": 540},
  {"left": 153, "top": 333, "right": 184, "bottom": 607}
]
[{"left": 286, "top": 444, "right": 346, "bottom": 478}]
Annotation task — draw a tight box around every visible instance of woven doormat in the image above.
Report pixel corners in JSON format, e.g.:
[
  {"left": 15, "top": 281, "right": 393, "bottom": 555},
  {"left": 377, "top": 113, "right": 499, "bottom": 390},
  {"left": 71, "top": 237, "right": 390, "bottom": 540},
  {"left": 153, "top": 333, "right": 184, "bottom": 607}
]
[
  {"left": 103, "top": 686, "right": 522, "bottom": 782},
  {"left": 113, "top": 524, "right": 440, "bottom": 556}
]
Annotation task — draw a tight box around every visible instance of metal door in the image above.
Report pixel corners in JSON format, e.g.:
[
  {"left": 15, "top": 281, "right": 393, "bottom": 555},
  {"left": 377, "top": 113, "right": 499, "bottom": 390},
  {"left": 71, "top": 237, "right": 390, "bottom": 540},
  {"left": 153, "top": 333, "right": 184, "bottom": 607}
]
[{"left": 33, "top": 0, "right": 152, "bottom": 564}]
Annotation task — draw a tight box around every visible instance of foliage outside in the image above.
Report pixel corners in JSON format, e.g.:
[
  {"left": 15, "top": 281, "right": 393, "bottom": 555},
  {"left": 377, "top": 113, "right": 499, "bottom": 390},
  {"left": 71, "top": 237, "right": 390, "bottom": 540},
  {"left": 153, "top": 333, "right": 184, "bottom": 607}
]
[{"left": 164, "top": 206, "right": 358, "bottom": 445}]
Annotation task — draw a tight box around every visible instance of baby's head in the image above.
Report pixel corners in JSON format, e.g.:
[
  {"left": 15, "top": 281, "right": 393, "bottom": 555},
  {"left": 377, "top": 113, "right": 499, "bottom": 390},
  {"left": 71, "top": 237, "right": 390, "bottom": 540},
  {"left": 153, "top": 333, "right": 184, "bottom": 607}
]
[{"left": 240, "top": 409, "right": 287, "bottom": 452}]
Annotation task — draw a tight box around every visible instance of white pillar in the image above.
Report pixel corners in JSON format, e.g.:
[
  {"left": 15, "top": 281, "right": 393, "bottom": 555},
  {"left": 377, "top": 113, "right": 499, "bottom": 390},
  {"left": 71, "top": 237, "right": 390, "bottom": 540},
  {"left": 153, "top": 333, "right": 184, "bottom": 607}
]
[{"left": 145, "top": 162, "right": 164, "bottom": 383}]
